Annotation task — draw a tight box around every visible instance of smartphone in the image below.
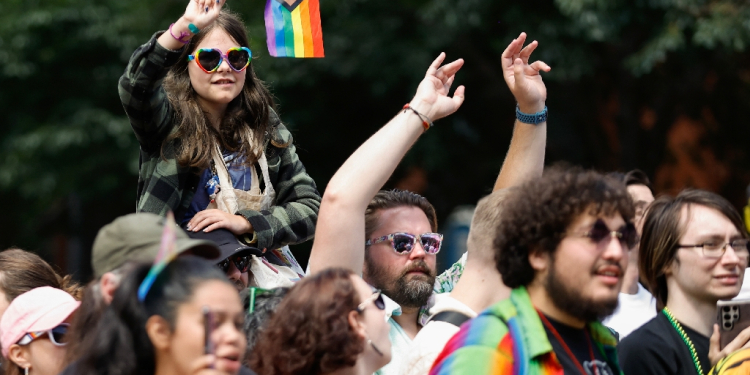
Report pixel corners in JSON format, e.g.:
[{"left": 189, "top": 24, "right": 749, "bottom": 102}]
[
  {"left": 717, "top": 299, "right": 750, "bottom": 350},
  {"left": 203, "top": 307, "right": 215, "bottom": 356}
]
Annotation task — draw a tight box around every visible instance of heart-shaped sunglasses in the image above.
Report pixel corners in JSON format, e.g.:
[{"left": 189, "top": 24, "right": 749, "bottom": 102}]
[{"left": 188, "top": 47, "right": 252, "bottom": 73}]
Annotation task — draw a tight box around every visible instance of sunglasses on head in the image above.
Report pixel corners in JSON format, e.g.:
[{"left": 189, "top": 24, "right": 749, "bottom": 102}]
[
  {"left": 217, "top": 254, "right": 251, "bottom": 274},
  {"left": 17, "top": 323, "right": 69, "bottom": 347},
  {"left": 365, "top": 232, "right": 443, "bottom": 255},
  {"left": 188, "top": 47, "right": 252, "bottom": 73},
  {"left": 356, "top": 289, "right": 386, "bottom": 313},
  {"left": 575, "top": 219, "right": 639, "bottom": 249}
]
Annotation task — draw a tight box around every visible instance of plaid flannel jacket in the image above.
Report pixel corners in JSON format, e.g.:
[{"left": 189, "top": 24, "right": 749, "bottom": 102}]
[{"left": 118, "top": 32, "right": 321, "bottom": 251}]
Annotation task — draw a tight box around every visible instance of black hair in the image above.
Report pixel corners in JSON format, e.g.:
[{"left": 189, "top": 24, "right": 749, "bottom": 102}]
[{"left": 72, "top": 256, "right": 230, "bottom": 375}]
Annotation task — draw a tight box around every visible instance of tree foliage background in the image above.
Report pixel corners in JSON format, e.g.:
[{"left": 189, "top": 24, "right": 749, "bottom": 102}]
[{"left": 2, "top": 0, "right": 749, "bottom": 278}]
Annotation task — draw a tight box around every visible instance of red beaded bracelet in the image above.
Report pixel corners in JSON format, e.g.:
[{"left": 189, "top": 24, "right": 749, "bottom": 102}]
[{"left": 402, "top": 104, "right": 433, "bottom": 132}]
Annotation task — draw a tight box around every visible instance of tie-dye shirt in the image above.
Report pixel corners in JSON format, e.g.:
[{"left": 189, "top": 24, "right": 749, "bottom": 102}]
[{"left": 429, "top": 287, "right": 623, "bottom": 375}]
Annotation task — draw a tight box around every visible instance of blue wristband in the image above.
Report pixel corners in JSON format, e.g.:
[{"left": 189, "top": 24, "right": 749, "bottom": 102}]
[
  {"left": 188, "top": 23, "right": 200, "bottom": 34},
  {"left": 516, "top": 105, "right": 548, "bottom": 125}
]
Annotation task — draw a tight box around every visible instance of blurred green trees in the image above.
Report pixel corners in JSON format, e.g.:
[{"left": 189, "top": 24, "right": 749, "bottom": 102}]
[{"left": 2, "top": 0, "right": 749, "bottom": 277}]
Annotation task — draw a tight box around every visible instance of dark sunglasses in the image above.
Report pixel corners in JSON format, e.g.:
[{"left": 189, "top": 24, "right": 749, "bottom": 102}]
[
  {"left": 365, "top": 232, "right": 443, "bottom": 255},
  {"left": 355, "top": 289, "right": 386, "bottom": 313},
  {"left": 218, "top": 254, "right": 251, "bottom": 274},
  {"left": 17, "top": 323, "right": 69, "bottom": 346},
  {"left": 573, "top": 219, "right": 639, "bottom": 249},
  {"left": 188, "top": 47, "right": 252, "bottom": 73}
]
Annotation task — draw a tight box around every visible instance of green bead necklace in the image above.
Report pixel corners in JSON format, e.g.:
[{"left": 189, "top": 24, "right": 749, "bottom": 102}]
[{"left": 662, "top": 307, "right": 704, "bottom": 375}]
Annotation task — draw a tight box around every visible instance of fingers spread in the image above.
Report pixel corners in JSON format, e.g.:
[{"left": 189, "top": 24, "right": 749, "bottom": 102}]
[
  {"left": 439, "top": 58, "right": 464, "bottom": 80},
  {"left": 427, "top": 52, "right": 447, "bottom": 76},
  {"left": 519, "top": 40, "right": 538, "bottom": 61},
  {"left": 452, "top": 85, "right": 466, "bottom": 106},
  {"left": 530, "top": 60, "right": 551, "bottom": 72}
]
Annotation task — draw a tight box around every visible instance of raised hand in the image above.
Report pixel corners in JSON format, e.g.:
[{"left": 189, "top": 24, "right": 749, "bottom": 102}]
[
  {"left": 501, "top": 32, "right": 551, "bottom": 114},
  {"left": 181, "top": 0, "right": 227, "bottom": 31},
  {"left": 409, "top": 53, "right": 466, "bottom": 122}
]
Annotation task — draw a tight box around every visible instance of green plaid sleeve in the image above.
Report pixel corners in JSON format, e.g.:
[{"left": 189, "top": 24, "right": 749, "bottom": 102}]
[
  {"left": 118, "top": 32, "right": 184, "bottom": 153},
  {"left": 238, "top": 123, "right": 321, "bottom": 251}
]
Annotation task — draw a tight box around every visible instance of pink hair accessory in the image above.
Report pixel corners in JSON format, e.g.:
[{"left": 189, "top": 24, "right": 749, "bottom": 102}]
[{"left": 169, "top": 23, "right": 190, "bottom": 44}]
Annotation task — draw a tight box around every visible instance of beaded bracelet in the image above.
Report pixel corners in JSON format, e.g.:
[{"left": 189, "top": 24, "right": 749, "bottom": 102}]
[
  {"left": 402, "top": 104, "right": 433, "bottom": 132},
  {"left": 169, "top": 23, "right": 190, "bottom": 44}
]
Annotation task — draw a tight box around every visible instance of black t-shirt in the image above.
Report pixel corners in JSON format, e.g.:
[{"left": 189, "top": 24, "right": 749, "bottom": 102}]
[
  {"left": 619, "top": 312, "right": 710, "bottom": 375},
  {"left": 542, "top": 314, "right": 616, "bottom": 375}
]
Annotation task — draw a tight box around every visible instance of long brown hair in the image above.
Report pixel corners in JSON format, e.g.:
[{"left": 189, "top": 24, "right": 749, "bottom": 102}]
[
  {"left": 162, "top": 11, "right": 276, "bottom": 169},
  {"left": 0, "top": 248, "right": 82, "bottom": 302},
  {"left": 639, "top": 189, "right": 748, "bottom": 310}
]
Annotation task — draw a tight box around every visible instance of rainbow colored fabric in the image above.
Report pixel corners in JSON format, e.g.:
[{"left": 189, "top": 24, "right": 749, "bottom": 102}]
[
  {"left": 429, "top": 287, "right": 622, "bottom": 375},
  {"left": 264, "top": 0, "right": 324, "bottom": 58}
]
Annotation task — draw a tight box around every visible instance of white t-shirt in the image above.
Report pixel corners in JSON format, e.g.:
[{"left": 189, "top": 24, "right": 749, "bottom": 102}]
[
  {"left": 733, "top": 268, "right": 750, "bottom": 300},
  {"left": 398, "top": 294, "right": 477, "bottom": 375},
  {"left": 602, "top": 283, "right": 657, "bottom": 339}
]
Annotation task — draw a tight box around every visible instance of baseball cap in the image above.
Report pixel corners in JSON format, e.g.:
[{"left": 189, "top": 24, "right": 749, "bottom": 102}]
[
  {"left": 187, "top": 228, "right": 263, "bottom": 261},
  {"left": 92, "top": 213, "right": 221, "bottom": 278},
  {"left": 0, "top": 287, "right": 80, "bottom": 358}
]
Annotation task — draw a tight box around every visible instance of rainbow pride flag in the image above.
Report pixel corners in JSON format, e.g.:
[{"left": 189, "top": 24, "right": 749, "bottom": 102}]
[{"left": 264, "top": 0, "right": 325, "bottom": 58}]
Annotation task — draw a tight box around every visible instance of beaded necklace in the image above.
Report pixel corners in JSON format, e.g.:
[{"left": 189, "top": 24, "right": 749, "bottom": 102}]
[{"left": 662, "top": 307, "right": 704, "bottom": 375}]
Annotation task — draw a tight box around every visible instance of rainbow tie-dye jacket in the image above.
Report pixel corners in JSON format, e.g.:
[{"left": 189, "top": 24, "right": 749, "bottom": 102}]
[{"left": 429, "top": 287, "right": 623, "bottom": 375}]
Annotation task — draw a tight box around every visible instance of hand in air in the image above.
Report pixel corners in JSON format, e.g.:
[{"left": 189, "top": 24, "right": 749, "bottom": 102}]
[
  {"left": 709, "top": 323, "right": 750, "bottom": 366},
  {"left": 409, "top": 53, "right": 466, "bottom": 122},
  {"left": 187, "top": 209, "right": 252, "bottom": 235},
  {"left": 501, "top": 32, "right": 551, "bottom": 114},
  {"left": 182, "top": 0, "right": 226, "bottom": 31}
]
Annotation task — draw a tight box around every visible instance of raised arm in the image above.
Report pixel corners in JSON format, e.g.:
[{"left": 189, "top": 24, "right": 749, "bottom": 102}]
[
  {"left": 493, "top": 32, "right": 551, "bottom": 191},
  {"left": 308, "top": 53, "right": 465, "bottom": 275}
]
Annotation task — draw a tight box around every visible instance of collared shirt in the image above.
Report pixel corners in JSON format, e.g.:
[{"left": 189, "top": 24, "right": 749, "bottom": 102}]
[
  {"left": 429, "top": 287, "right": 623, "bottom": 375},
  {"left": 118, "top": 32, "right": 321, "bottom": 251},
  {"left": 400, "top": 294, "right": 477, "bottom": 375},
  {"left": 375, "top": 254, "right": 467, "bottom": 375}
]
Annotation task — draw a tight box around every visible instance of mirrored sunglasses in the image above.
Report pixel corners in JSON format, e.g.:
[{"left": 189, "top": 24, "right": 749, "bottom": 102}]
[
  {"left": 188, "top": 47, "right": 252, "bottom": 73},
  {"left": 365, "top": 232, "right": 443, "bottom": 255},
  {"left": 218, "top": 254, "right": 251, "bottom": 274},
  {"left": 17, "top": 323, "right": 69, "bottom": 347}
]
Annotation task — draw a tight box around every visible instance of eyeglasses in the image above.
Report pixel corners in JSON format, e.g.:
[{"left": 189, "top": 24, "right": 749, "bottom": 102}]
[
  {"left": 218, "top": 254, "right": 251, "bottom": 274},
  {"left": 188, "top": 47, "right": 252, "bottom": 73},
  {"left": 365, "top": 232, "right": 443, "bottom": 254},
  {"left": 355, "top": 289, "right": 386, "bottom": 313},
  {"left": 568, "top": 219, "right": 639, "bottom": 249},
  {"left": 678, "top": 239, "right": 750, "bottom": 259},
  {"left": 17, "top": 323, "right": 70, "bottom": 347}
]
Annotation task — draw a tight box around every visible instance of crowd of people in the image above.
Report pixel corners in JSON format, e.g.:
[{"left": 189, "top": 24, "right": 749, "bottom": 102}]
[{"left": 2, "top": 0, "right": 750, "bottom": 374}]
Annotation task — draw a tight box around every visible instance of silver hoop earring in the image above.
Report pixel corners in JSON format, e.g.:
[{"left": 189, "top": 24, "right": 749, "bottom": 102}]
[{"left": 24, "top": 367, "right": 29, "bottom": 375}]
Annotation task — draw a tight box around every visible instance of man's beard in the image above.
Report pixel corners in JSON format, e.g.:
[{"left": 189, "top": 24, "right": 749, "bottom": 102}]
[
  {"left": 365, "top": 259, "right": 436, "bottom": 308},
  {"left": 545, "top": 256, "right": 619, "bottom": 322}
]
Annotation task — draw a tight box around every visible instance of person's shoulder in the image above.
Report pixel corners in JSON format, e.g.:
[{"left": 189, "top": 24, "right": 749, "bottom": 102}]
[
  {"left": 414, "top": 320, "right": 461, "bottom": 346},
  {"left": 619, "top": 313, "right": 677, "bottom": 357}
]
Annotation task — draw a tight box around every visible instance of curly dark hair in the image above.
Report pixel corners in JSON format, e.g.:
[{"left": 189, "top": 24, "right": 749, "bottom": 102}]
[
  {"left": 241, "top": 286, "right": 289, "bottom": 354},
  {"left": 249, "top": 268, "right": 365, "bottom": 375},
  {"left": 495, "top": 166, "right": 634, "bottom": 288}
]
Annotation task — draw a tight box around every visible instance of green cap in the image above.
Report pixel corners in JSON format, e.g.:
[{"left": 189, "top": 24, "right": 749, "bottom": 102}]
[{"left": 92, "top": 213, "right": 221, "bottom": 278}]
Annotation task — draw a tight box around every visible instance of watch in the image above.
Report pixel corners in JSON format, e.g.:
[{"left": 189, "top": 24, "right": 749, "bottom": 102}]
[{"left": 516, "top": 105, "right": 548, "bottom": 125}]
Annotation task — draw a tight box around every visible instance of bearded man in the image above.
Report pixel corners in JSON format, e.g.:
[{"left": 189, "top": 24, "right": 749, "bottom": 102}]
[{"left": 431, "top": 167, "right": 635, "bottom": 374}]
